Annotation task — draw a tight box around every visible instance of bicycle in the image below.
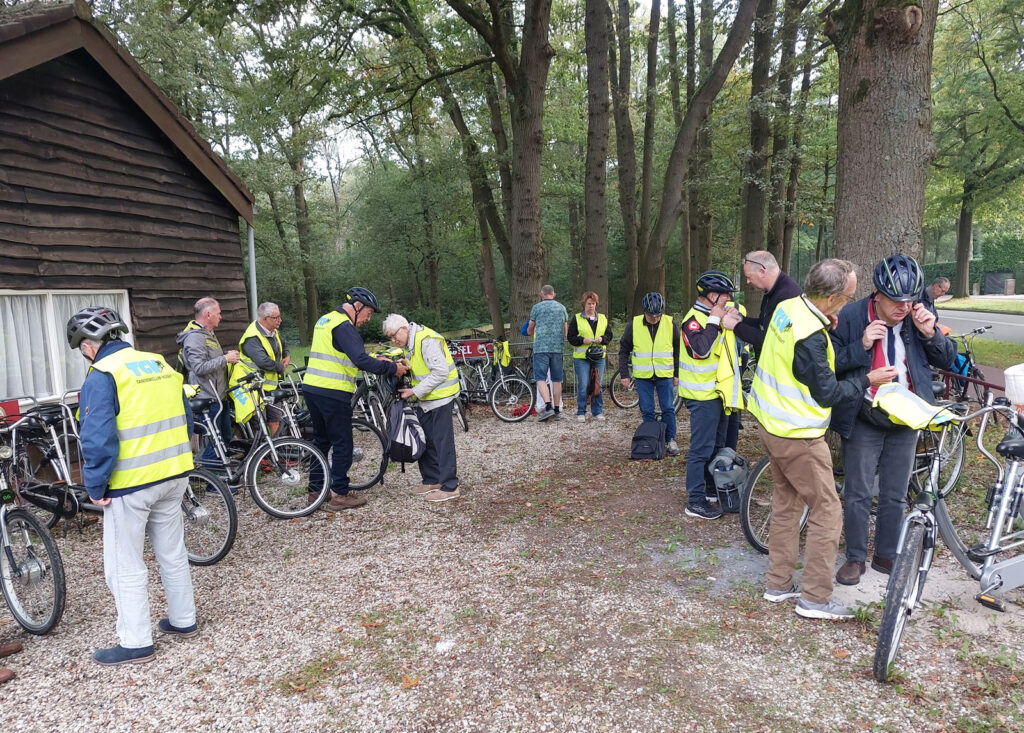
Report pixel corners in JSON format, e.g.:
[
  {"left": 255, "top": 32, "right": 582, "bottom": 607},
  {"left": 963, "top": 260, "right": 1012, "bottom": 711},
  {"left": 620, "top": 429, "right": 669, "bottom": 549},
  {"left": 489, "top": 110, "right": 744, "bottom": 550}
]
[
  {"left": 873, "top": 395, "right": 1024, "bottom": 682},
  {"left": 0, "top": 408, "right": 67, "bottom": 634},
  {"left": 451, "top": 338, "right": 534, "bottom": 423},
  {"left": 935, "top": 325, "right": 993, "bottom": 405}
]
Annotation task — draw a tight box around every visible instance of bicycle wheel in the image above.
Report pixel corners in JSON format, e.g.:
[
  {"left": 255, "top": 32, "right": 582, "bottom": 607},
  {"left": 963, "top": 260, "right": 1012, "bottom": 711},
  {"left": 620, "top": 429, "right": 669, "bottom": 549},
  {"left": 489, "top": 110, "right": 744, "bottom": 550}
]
[
  {"left": 182, "top": 468, "right": 237, "bottom": 566},
  {"left": 874, "top": 522, "right": 929, "bottom": 682},
  {"left": 609, "top": 368, "right": 639, "bottom": 409},
  {"left": 739, "top": 456, "right": 810, "bottom": 555},
  {"left": 247, "top": 438, "right": 330, "bottom": 519},
  {"left": 349, "top": 418, "right": 388, "bottom": 490},
  {"left": 488, "top": 376, "right": 534, "bottom": 423},
  {"left": 0, "top": 507, "right": 66, "bottom": 634},
  {"left": 453, "top": 399, "right": 469, "bottom": 432},
  {"left": 352, "top": 385, "right": 386, "bottom": 433}
]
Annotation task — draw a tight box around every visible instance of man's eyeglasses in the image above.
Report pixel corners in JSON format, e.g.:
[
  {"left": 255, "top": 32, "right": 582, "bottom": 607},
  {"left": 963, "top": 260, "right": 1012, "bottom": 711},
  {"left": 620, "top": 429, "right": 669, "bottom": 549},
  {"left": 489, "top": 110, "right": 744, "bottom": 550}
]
[{"left": 743, "top": 258, "right": 766, "bottom": 271}]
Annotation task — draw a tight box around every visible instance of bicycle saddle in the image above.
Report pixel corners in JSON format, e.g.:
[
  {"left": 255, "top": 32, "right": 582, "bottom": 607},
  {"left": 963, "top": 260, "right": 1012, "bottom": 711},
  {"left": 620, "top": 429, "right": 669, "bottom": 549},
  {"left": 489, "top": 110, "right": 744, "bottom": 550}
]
[
  {"left": 31, "top": 405, "right": 68, "bottom": 428},
  {"left": 931, "top": 381, "right": 946, "bottom": 399},
  {"left": 189, "top": 397, "right": 215, "bottom": 414},
  {"left": 996, "top": 435, "right": 1024, "bottom": 460}
]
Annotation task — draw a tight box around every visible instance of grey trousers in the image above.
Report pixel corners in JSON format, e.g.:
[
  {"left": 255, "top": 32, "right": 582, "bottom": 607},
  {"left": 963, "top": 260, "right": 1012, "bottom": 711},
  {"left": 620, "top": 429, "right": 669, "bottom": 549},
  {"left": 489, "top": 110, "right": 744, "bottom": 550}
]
[
  {"left": 416, "top": 404, "right": 459, "bottom": 491},
  {"left": 841, "top": 419, "right": 919, "bottom": 563}
]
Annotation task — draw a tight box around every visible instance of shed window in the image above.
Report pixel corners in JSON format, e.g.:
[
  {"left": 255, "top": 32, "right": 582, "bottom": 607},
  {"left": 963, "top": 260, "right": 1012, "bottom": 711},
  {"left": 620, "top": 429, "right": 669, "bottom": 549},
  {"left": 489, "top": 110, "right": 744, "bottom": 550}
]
[{"left": 0, "top": 290, "right": 131, "bottom": 400}]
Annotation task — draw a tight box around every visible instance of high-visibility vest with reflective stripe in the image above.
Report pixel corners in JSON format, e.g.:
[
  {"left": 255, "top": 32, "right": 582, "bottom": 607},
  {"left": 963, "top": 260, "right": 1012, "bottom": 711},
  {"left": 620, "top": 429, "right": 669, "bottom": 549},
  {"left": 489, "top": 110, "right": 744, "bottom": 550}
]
[
  {"left": 631, "top": 314, "right": 674, "bottom": 379},
  {"left": 90, "top": 347, "right": 193, "bottom": 491},
  {"left": 238, "top": 321, "right": 283, "bottom": 392},
  {"left": 748, "top": 296, "right": 833, "bottom": 438},
  {"left": 573, "top": 313, "right": 608, "bottom": 360},
  {"left": 677, "top": 307, "right": 723, "bottom": 401},
  {"left": 303, "top": 311, "right": 359, "bottom": 393},
  {"left": 714, "top": 301, "right": 746, "bottom": 413},
  {"left": 409, "top": 326, "right": 461, "bottom": 402}
]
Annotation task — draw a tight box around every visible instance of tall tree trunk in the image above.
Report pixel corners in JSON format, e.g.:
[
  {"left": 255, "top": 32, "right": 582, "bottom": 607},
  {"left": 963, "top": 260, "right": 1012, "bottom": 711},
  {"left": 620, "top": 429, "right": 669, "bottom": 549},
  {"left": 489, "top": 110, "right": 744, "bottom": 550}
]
[
  {"left": 738, "top": 0, "right": 777, "bottom": 261},
  {"left": 826, "top": 0, "right": 939, "bottom": 290},
  {"left": 609, "top": 0, "right": 639, "bottom": 311},
  {"left": 688, "top": 0, "right": 716, "bottom": 285},
  {"left": 637, "top": 0, "right": 662, "bottom": 256},
  {"left": 683, "top": 0, "right": 698, "bottom": 307},
  {"left": 265, "top": 187, "right": 308, "bottom": 343},
  {"left": 780, "top": 45, "right": 814, "bottom": 270},
  {"left": 569, "top": 199, "right": 584, "bottom": 300},
  {"left": 288, "top": 154, "right": 319, "bottom": 340},
  {"left": 584, "top": 0, "right": 611, "bottom": 313},
  {"left": 953, "top": 184, "right": 974, "bottom": 298},
  {"left": 477, "top": 209, "right": 506, "bottom": 339},
  {"left": 667, "top": 0, "right": 692, "bottom": 307}
]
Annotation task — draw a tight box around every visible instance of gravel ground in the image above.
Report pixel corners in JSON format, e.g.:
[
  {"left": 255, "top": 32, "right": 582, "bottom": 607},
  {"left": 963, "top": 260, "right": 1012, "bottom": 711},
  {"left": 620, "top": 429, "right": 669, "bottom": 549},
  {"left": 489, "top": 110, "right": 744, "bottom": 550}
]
[{"left": 2, "top": 404, "right": 1023, "bottom": 731}]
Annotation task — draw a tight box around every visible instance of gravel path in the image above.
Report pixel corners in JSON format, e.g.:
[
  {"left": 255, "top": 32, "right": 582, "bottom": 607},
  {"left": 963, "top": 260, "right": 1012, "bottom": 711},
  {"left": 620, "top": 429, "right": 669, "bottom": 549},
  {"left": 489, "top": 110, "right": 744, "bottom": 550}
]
[{"left": 3, "top": 405, "right": 1022, "bottom": 731}]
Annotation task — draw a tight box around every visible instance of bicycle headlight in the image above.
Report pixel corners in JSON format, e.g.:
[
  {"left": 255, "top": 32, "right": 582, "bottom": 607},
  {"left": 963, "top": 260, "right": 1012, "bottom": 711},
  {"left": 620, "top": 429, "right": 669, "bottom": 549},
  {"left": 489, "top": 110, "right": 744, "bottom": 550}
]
[{"left": 0, "top": 445, "right": 12, "bottom": 460}]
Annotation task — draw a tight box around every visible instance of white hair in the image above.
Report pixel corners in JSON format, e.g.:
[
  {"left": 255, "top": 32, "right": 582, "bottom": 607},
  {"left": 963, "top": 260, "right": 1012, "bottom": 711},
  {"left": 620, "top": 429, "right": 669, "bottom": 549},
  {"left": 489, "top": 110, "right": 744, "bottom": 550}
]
[
  {"left": 382, "top": 313, "right": 409, "bottom": 337},
  {"left": 257, "top": 302, "right": 280, "bottom": 318},
  {"left": 81, "top": 337, "right": 105, "bottom": 351}
]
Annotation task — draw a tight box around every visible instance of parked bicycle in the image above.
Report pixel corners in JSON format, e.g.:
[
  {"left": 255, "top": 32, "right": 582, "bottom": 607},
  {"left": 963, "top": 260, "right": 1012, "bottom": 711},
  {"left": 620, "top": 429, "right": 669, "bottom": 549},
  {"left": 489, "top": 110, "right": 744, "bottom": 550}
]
[
  {"left": 874, "top": 395, "right": 1024, "bottom": 682},
  {"left": 0, "top": 406, "right": 66, "bottom": 634},
  {"left": 450, "top": 338, "right": 534, "bottom": 423},
  {"left": 935, "top": 325, "right": 993, "bottom": 405}
]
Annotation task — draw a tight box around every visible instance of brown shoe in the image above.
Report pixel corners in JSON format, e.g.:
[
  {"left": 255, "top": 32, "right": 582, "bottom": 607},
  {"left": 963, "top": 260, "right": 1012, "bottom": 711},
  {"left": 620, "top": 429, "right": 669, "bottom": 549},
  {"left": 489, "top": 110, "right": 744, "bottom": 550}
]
[
  {"left": 835, "top": 559, "right": 865, "bottom": 586},
  {"left": 327, "top": 493, "right": 367, "bottom": 511},
  {"left": 0, "top": 668, "right": 14, "bottom": 684},
  {"left": 306, "top": 492, "right": 324, "bottom": 509},
  {"left": 871, "top": 555, "right": 894, "bottom": 575},
  {"left": 411, "top": 483, "right": 441, "bottom": 496},
  {"left": 0, "top": 641, "right": 22, "bottom": 659},
  {"left": 423, "top": 487, "right": 461, "bottom": 503}
]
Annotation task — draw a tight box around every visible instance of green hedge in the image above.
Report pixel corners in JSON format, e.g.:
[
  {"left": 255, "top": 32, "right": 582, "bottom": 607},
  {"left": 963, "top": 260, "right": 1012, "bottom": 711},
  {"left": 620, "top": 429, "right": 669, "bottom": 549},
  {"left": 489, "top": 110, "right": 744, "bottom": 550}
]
[
  {"left": 923, "top": 232, "right": 1024, "bottom": 294},
  {"left": 922, "top": 259, "right": 983, "bottom": 291}
]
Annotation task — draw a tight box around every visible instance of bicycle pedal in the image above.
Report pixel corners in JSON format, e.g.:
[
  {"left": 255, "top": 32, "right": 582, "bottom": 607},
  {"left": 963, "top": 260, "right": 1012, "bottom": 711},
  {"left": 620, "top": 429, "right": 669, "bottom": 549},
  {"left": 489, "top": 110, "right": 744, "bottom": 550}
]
[
  {"left": 967, "top": 544, "right": 1000, "bottom": 562},
  {"left": 975, "top": 593, "right": 1006, "bottom": 612}
]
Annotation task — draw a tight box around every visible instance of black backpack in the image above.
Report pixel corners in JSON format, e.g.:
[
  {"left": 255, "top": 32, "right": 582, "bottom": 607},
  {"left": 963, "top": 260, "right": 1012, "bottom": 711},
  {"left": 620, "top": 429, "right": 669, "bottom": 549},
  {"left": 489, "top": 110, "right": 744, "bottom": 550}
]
[
  {"left": 630, "top": 421, "right": 666, "bottom": 460},
  {"left": 387, "top": 400, "right": 426, "bottom": 463}
]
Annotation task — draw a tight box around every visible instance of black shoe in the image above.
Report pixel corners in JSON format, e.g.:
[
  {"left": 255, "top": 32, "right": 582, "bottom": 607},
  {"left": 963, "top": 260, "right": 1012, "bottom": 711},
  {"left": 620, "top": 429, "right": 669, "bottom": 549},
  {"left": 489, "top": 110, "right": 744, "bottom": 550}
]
[{"left": 685, "top": 500, "right": 723, "bottom": 520}]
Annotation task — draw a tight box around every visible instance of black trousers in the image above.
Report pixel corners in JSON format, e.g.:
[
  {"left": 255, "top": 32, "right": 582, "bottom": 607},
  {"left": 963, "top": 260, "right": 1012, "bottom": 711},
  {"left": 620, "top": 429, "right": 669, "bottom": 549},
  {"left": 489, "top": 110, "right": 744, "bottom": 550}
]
[
  {"left": 416, "top": 404, "right": 459, "bottom": 491},
  {"left": 304, "top": 389, "right": 354, "bottom": 495}
]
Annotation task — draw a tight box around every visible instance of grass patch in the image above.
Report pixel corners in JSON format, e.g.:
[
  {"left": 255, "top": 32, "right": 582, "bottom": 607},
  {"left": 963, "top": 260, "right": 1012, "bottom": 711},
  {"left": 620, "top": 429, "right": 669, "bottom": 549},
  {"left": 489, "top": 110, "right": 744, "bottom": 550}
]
[
  {"left": 942, "top": 298, "right": 1024, "bottom": 314},
  {"left": 967, "top": 339, "right": 1024, "bottom": 370}
]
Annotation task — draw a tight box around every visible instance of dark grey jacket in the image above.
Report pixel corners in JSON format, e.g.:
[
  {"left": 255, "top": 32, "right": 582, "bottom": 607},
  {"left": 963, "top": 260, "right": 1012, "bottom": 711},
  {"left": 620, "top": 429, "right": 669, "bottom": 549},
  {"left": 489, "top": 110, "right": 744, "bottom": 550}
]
[{"left": 176, "top": 323, "right": 230, "bottom": 400}]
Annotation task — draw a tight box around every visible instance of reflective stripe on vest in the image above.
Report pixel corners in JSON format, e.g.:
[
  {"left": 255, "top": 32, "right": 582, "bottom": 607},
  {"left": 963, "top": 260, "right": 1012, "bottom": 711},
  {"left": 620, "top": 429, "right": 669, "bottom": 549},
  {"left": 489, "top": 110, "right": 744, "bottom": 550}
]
[
  {"left": 302, "top": 311, "right": 358, "bottom": 392},
  {"left": 747, "top": 296, "right": 833, "bottom": 438},
  {"left": 631, "top": 314, "right": 674, "bottom": 379},
  {"left": 572, "top": 313, "right": 608, "bottom": 359},
  {"left": 409, "top": 326, "right": 461, "bottom": 402},
  {"left": 90, "top": 347, "right": 193, "bottom": 490},
  {"left": 238, "top": 321, "right": 283, "bottom": 392},
  {"left": 677, "top": 307, "right": 722, "bottom": 400}
]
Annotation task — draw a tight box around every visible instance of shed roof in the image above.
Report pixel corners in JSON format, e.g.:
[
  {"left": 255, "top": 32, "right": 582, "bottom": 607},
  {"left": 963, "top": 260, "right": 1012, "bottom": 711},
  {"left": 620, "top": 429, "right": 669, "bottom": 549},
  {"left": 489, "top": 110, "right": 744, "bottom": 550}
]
[{"left": 0, "top": 0, "right": 254, "bottom": 224}]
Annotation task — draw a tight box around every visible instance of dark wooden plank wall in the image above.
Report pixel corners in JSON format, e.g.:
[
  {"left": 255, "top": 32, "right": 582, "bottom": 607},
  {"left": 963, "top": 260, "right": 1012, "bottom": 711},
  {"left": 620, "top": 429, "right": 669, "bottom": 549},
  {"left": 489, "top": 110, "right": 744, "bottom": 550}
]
[{"left": 0, "top": 50, "right": 249, "bottom": 357}]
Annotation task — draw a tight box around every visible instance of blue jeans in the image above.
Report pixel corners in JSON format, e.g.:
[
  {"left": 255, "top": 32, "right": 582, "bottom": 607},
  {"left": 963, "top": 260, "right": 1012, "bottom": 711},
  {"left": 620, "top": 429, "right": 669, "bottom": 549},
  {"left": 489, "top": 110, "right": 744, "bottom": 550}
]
[
  {"left": 635, "top": 377, "right": 676, "bottom": 442},
  {"left": 684, "top": 398, "right": 727, "bottom": 502},
  {"left": 201, "top": 400, "right": 233, "bottom": 465},
  {"left": 573, "top": 358, "right": 605, "bottom": 416},
  {"left": 304, "top": 390, "right": 354, "bottom": 495}
]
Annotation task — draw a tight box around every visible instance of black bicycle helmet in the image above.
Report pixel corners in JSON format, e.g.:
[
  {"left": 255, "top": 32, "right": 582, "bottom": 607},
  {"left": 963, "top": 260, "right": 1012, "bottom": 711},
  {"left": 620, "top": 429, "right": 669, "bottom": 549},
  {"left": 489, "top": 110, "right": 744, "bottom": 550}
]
[
  {"left": 641, "top": 292, "right": 665, "bottom": 316},
  {"left": 346, "top": 287, "right": 380, "bottom": 311},
  {"left": 873, "top": 254, "right": 924, "bottom": 302},
  {"left": 695, "top": 270, "right": 737, "bottom": 297},
  {"left": 66, "top": 306, "right": 128, "bottom": 349}
]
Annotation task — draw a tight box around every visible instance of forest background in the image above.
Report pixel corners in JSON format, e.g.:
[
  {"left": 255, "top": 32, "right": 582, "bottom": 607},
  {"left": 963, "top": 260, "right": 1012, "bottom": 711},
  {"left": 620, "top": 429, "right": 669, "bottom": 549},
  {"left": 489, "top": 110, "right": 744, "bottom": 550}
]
[{"left": 79, "top": 0, "right": 1024, "bottom": 344}]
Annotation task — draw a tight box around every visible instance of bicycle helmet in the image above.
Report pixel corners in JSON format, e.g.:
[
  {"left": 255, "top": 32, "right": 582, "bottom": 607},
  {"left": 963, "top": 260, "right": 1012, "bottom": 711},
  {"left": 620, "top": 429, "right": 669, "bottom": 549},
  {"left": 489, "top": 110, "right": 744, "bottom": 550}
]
[
  {"left": 695, "top": 270, "right": 737, "bottom": 297},
  {"left": 346, "top": 287, "right": 380, "bottom": 311},
  {"left": 641, "top": 292, "right": 665, "bottom": 316},
  {"left": 585, "top": 345, "right": 604, "bottom": 363},
  {"left": 66, "top": 306, "right": 128, "bottom": 349},
  {"left": 873, "top": 254, "right": 924, "bottom": 302}
]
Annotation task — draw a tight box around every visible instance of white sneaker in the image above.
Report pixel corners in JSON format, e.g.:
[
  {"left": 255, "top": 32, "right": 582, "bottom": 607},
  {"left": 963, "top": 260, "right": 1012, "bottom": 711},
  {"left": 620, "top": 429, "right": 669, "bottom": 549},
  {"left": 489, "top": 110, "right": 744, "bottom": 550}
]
[
  {"left": 763, "top": 585, "right": 800, "bottom": 603},
  {"left": 595, "top": 414, "right": 606, "bottom": 421},
  {"left": 576, "top": 415, "right": 586, "bottom": 423},
  {"left": 795, "top": 598, "right": 853, "bottom": 620},
  {"left": 665, "top": 439, "right": 680, "bottom": 456}
]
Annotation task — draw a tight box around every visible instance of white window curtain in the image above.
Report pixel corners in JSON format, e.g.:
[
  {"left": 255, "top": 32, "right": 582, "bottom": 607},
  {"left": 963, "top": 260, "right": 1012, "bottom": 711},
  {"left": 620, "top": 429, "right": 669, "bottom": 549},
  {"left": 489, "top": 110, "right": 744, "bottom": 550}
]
[
  {"left": 0, "top": 294, "right": 54, "bottom": 398},
  {"left": 53, "top": 293, "right": 128, "bottom": 394}
]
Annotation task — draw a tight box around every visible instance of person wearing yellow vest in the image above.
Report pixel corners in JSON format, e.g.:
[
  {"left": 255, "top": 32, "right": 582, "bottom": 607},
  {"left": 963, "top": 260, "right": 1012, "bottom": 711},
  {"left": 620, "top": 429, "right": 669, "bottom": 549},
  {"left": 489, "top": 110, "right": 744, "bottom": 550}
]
[
  {"left": 748, "top": 260, "right": 896, "bottom": 621},
  {"left": 69, "top": 306, "right": 198, "bottom": 666},
  {"left": 567, "top": 291, "right": 613, "bottom": 421},
  {"left": 302, "top": 288, "right": 408, "bottom": 511},
  {"left": 384, "top": 314, "right": 461, "bottom": 502},
  {"left": 617, "top": 292, "right": 681, "bottom": 455},
  {"left": 677, "top": 271, "right": 742, "bottom": 520},
  {"left": 237, "top": 302, "right": 291, "bottom": 436}
]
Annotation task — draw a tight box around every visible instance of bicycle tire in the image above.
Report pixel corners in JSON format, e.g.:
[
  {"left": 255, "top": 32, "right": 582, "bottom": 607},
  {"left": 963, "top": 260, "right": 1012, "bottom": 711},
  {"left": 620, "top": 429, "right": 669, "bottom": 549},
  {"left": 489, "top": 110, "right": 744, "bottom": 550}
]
[
  {"left": 453, "top": 399, "right": 469, "bottom": 432},
  {"left": 934, "top": 496, "right": 983, "bottom": 580},
  {"left": 247, "top": 438, "right": 330, "bottom": 519},
  {"left": 0, "top": 507, "right": 66, "bottom": 634},
  {"left": 182, "top": 468, "right": 237, "bottom": 566},
  {"left": 874, "top": 521, "right": 929, "bottom": 682},
  {"left": 488, "top": 376, "right": 534, "bottom": 423},
  {"left": 609, "top": 368, "right": 639, "bottom": 409},
  {"left": 352, "top": 385, "right": 386, "bottom": 433},
  {"left": 739, "top": 456, "right": 810, "bottom": 555},
  {"left": 349, "top": 418, "right": 388, "bottom": 490}
]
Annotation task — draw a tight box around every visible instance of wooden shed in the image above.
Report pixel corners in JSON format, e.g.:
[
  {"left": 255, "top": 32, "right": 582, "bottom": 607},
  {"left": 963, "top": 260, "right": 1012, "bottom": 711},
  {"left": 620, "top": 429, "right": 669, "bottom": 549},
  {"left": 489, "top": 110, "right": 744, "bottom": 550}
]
[{"left": 0, "top": 0, "right": 254, "bottom": 400}]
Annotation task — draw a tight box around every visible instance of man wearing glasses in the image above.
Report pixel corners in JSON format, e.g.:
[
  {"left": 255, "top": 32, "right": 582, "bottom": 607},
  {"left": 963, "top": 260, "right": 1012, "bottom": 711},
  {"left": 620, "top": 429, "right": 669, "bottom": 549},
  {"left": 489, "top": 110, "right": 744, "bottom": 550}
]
[
  {"left": 721, "top": 251, "right": 802, "bottom": 351},
  {"left": 238, "top": 302, "right": 291, "bottom": 436}
]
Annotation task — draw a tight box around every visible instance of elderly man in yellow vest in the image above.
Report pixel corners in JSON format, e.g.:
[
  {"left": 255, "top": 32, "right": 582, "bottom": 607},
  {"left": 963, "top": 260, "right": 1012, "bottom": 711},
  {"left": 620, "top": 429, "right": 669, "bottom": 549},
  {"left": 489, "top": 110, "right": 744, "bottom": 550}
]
[
  {"left": 70, "top": 306, "right": 198, "bottom": 666},
  {"left": 383, "top": 314, "right": 461, "bottom": 502},
  {"left": 678, "top": 271, "right": 744, "bottom": 521},
  {"left": 236, "top": 302, "right": 291, "bottom": 435},
  {"left": 749, "top": 260, "right": 896, "bottom": 621}
]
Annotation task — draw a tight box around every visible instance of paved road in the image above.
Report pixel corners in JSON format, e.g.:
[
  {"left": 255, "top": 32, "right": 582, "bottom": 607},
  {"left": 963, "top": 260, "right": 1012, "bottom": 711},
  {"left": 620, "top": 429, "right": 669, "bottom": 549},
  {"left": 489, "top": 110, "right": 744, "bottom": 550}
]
[{"left": 937, "top": 308, "right": 1024, "bottom": 344}]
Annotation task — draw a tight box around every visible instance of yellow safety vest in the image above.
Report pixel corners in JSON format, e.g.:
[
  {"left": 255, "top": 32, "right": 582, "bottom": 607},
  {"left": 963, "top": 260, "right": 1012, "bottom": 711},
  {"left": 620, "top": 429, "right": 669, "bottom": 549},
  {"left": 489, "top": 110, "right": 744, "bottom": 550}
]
[
  {"left": 226, "top": 358, "right": 262, "bottom": 424},
  {"left": 89, "top": 347, "right": 193, "bottom": 491},
  {"left": 748, "top": 296, "right": 833, "bottom": 438},
  {"left": 409, "top": 326, "right": 461, "bottom": 402},
  {"left": 677, "top": 307, "right": 723, "bottom": 401},
  {"left": 631, "top": 315, "right": 675, "bottom": 379},
  {"left": 238, "top": 321, "right": 284, "bottom": 392},
  {"left": 573, "top": 313, "right": 608, "bottom": 360},
  {"left": 302, "top": 310, "right": 358, "bottom": 393},
  {"left": 715, "top": 301, "right": 747, "bottom": 413},
  {"left": 871, "top": 383, "right": 958, "bottom": 431}
]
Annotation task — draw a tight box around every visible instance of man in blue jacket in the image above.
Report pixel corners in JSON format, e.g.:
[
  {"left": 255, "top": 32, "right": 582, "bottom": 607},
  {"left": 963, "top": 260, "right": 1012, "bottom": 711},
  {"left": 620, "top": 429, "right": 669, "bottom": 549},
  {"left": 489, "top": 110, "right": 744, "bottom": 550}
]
[{"left": 830, "top": 255, "right": 956, "bottom": 586}]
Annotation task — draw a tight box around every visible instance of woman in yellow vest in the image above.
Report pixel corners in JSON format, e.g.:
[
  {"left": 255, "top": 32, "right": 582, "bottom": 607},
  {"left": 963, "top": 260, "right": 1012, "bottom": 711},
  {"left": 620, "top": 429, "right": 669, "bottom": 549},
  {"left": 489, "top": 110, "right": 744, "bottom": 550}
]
[
  {"left": 748, "top": 260, "right": 896, "bottom": 621},
  {"left": 567, "top": 291, "right": 613, "bottom": 422},
  {"left": 69, "top": 306, "right": 197, "bottom": 666},
  {"left": 383, "top": 314, "right": 461, "bottom": 503}
]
